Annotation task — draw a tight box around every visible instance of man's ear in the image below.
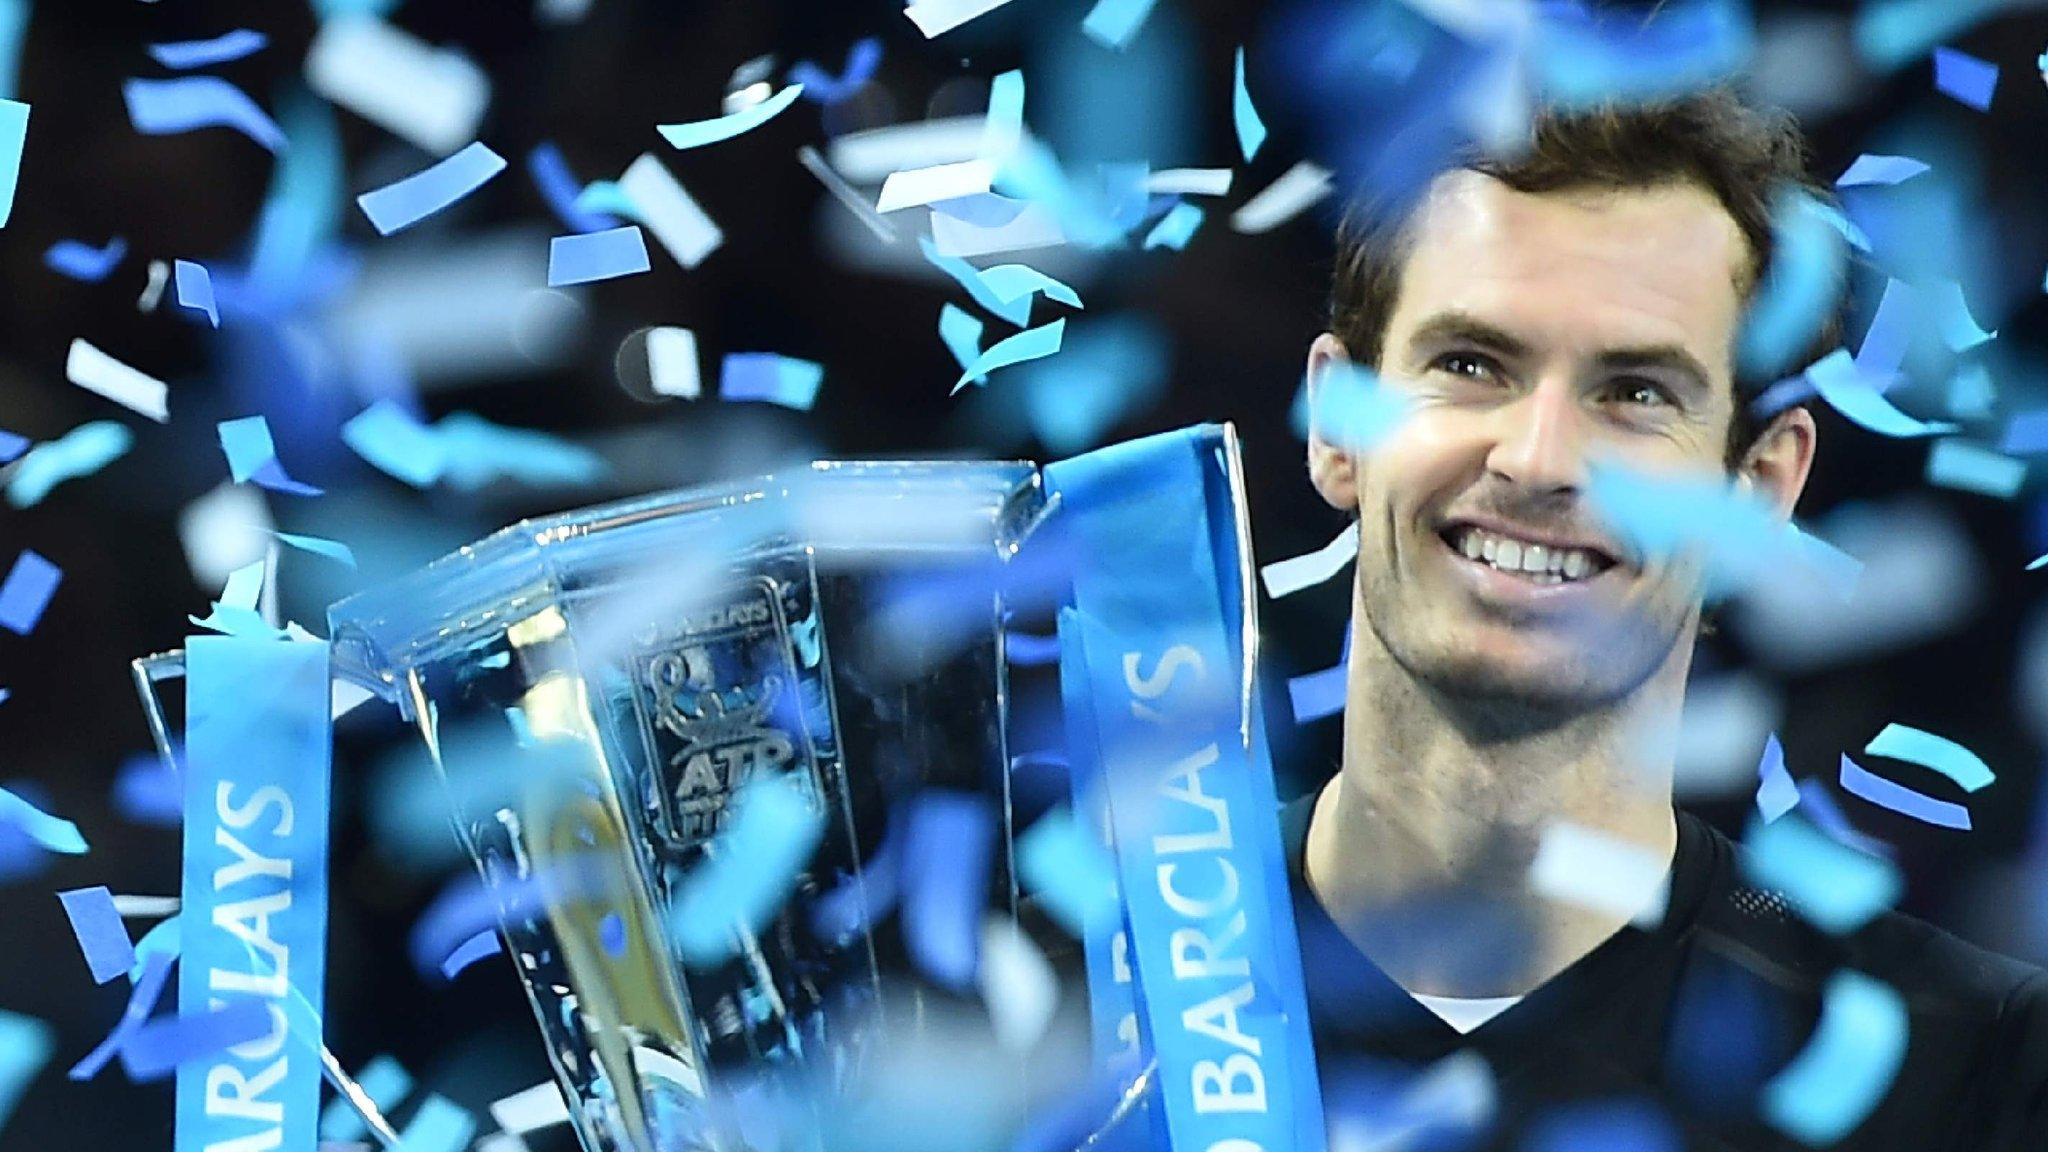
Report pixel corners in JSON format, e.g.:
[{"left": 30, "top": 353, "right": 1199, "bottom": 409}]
[
  {"left": 1307, "top": 332, "right": 1361, "bottom": 513},
  {"left": 1736, "top": 404, "right": 1817, "bottom": 520}
]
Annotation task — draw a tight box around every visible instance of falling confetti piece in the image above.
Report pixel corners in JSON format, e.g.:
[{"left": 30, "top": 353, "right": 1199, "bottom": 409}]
[
  {"left": 147, "top": 28, "right": 268, "bottom": 70},
  {"left": 903, "top": 0, "right": 1018, "bottom": 38},
  {"left": 1835, "top": 153, "right": 1930, "bottom": 187},
  {"left": 0, "top": 549, "right": 60, "bottom": 635},
  {"left": 172, "top": 259, "right": 218, "bottom": 327},
  {"left": 1143, "top": 202, "right": 1204, "bottom": 249},
  {"left": 668, "top": 772, "right": 824, "bottom": 965},
  {"left": 356, "top": 141, "right": 507, "bottom": 235},
  {"left": 123, "top": 76, "right": 285, "bottom": 152},
  {"left": 1932, "top": 45, "right": 1998, "bottom": 110},
  {"left": 1840, "top": 752, "right": 1972, "bottom": 829},
  {"left": 1762, "top": 971, "right": 1908, "bottom": 1143},
  {"left": 44, "top": 237, "right": 127, "bottom": 281},
  {"left": 547, "top": 225, "right": 650, "bottom": 286},
  {"left": 789, "top": 38, "right": 882, "bottom": 105},
  {"left": 0, "top": 784, "right": 87, "bottom": 854},
  {"left": 1864, "top": 722, "right": 1995, "bottom": 791},
  {"left": 1262, "top": 522, "right": 1359, "bottom": 599},
  {"left": 1082, "top": 0, "right": 1161, "bottom": 49},
  {"left": 1755, "top": 732, "right": 1799, "bottom": 822},
  {"left": 953, "top": 317, "right": 1065, "bottom": 394},
  {"left": 66, "top": 338, "right": 168, "bottom": 423},
  {"left": 58, "top": 886, "right": 136, "bottom": 984},
  {"left": 5, "top": 421, "right": 130, "bottom": 508},
  {"left": 304, "top": 14, "right": 488, "bottom": 155},
  {"left": 656, "top": 83, "right": 803, "bottom": 150},
  {"left": 1231, "top": 161, "right": 1334, "bottom": 233},
  {"left": 0, "top": 97, "right": 25, "bottom": 228},
  {"left": 720, "top": 353, "right": 824, "bottom": 411},
  {"left": 1233, "top": 47, "right": 1265, "bottom": 161}
]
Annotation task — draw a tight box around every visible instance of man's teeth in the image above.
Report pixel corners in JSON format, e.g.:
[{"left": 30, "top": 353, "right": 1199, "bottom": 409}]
[{"left": 1453, "top": 527, "right": 1602, "bottom": 583}]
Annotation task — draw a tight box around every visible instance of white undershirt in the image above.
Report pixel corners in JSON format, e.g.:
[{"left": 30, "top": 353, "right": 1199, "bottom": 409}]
[{"left": 1408, "top": 992, "right": 1524, "bottom": 1034}]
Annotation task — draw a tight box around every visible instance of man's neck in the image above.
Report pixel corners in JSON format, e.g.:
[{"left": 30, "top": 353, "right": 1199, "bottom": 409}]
[{"left": 1303, "top": 622, "right": 1685, "bottom": 999}]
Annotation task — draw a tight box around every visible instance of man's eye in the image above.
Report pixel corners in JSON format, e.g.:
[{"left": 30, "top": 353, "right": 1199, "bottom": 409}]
[
  {"left": 1431, "top": 352, "right": 1499, "bottom": 382},
  {"left": 1612, "top": 379, "right": 1675, "bottom": 408}
]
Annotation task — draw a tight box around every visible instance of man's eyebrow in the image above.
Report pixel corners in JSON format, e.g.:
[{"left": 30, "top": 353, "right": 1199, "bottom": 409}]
[
  {"left": 1592, "top": 345, "right": 1715, "bottom": 396},
  {"left": 1404, "top": 311, "right": 1533, "bottom": 358}
]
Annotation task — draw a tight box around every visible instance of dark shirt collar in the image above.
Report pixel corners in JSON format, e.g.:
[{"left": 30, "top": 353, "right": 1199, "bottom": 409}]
[{"left": 1282, "top": 794, "right": 1728, "bottom": 1068}]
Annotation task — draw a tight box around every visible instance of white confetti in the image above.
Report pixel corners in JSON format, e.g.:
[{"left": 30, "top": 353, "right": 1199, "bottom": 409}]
[{"left": 66, "top": 338, "right": 168, "bottom": 422}]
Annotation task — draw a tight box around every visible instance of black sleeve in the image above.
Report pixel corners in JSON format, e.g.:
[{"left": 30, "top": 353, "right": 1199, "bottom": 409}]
[{"left": 1970, "top": 970, "right": 2048, "bottom": 1151}]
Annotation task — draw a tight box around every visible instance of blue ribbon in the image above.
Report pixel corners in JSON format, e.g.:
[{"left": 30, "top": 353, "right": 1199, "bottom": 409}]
[
  {"left": 1048, "top": 426, "right": 1326, "bottom": 1152},
  {"left": 177, "top": 637, "right": 332, "bottom": 1152}
]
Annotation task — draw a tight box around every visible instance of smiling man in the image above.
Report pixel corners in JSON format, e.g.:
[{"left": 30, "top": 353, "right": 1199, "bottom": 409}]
[{"left": 1288, "top": 89, "right": 2048, "bottom": 1148}]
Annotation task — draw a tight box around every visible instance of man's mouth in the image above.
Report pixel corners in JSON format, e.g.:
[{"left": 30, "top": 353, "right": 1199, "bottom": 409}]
[{"left": 1437, "top": 523, "right": 1622, "bottom": 587}]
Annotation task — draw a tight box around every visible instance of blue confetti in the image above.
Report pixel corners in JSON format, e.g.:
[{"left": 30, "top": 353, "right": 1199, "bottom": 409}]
[
  {"left": 120, "top": 998, "right": 274, "bottom": 1081},
  {"left": 0, "top": 428, "right": 22, "bottom": 462},
  {"left": 0, "top": 785, "right": 87, "bottom": 855},
  {"left": 939, "top": 303, "right": 987, "bottom": 386},
  {"left": 1840, "top": 752, "right": 1972, "bottom": 829},
  {"left": 319, "top": 1055, "right": 412, "bottom": 1141},
  {"left": 1865, "top": 723, "right": 1994, "bottom": 792},
  {"left": 44, "top": 237, "right": 128, "bottom": 282},
  {"left": 0, "top": 1010, "right": 54, "bottom": 1133},
  {"left": 1738, "top": 188, "right": 1848, "bottom": 379},
  {"left": 6, "top": 420, "right": 131, "bottom": 508},
  {"left": 599, "top": 911, "right": 626, "bottom": 957},
  {"left": 58, "top": 886, "right": 136, "bottom": 985},
  {"left": 2000, "top": 408, "right": 2048, "bottom": 456},
  {"left": 953, "top": 317, "right": 1065, "bottom": 395},
  {"left": 341, "top": 401, "right": 446, "bottom": 488},
  {"left": 1004, "top": 630, "right": 1061, "bottom": 666},
  {"left": 1289, "top": 660, "right": 1347, "bottom": 722},
  {"left": 1932, "top": 46, "right": 1998, "bottom": 110},
  {"left": 0, "top": 98, "right": 25, "bottom": 228},
  {"left": 789, "top": 38, "right": 881, "bottom": 104},
  {"left": 1923, "top": 277, "right": 1996, "bottom": 351},
  {"left": 274, "top": 530, "right": 357, "bottom": 569},
  {"left": 1016, "top": 810, "right": 1120, "bottom": 938},
  {"left": 919, "top": 236, "right": 1031, "bottom": 327},
  {"left": 1310, "top": 360, "right": 1415, "bottom": 452},
  {"left": 1143, "top": 202, "right": 1204, "bottom": 250},
  {"left": 1016, "top": 315, "right": 1169, "bottom": 453},
  {"left": 1531, "top": 0, "right": 1753, "bottom": 106},
  {"left": 146, "top": 29, "right": 269, "bottom": 71},
  {"left": 396, "top": 1094, "right": 475, "bottom": 1152},
  {"left": 357, "top": 141, "right": 507, "bottom": 236},
  {"left": 69, "top": 950, "right": 172, "bottom": 1081},
  {"left": 657, "top": 83, "right": 804, "bottom": 150},
  {"left": 901, "top": 792, "right": 995, "bottom": 989},
  {"left": 977, "top": 263, "right": 1084, "bottom": 311},
  {"left": 1836, "top": 153, "right": 1930, "bottom": 187},
  {"left": 546, "top": 224, "right": 651, "bottom": 286},
  {"left": 217, "top": 414, "right": 323, "bottom": 495},
  {"left": 1743, "top": 810, "right": 1900, "bottom": 933},
  {"left": 0, "top": 549, "right": 60, "bottom": 635},
  {"left": 172, "top": 259, "right": 218, "bottom": 327},
  {"left": 0, "top": 0, "right": 23, "bottom": 101},
  {"left": 527, "top": 142, "right": 618, "bottom": 234},
  {"left": 1082, "top": 0, "right": 1161, "bottom": 49},
  {"left": 437, "top": 929, "right": 501, "bottom": 981},
  {"left": 1756, "top": 732, "right": 1799, "bottom": 823},
  {"left": 669, "top": 773, "right": 825, "bottom": 966},
  {"left": 1799, "top": 778, "right": 1897, "bottom": 859},
  {"left": 1853, "top": 278, "right": 1917, "bottom": 379},
  {"left": 1232, "top": 47, "right": 1265, "bottom": 161},
  {"left": 1807, "top": 349, "right": 1958, "bottom": 438},
  {"left": 1762, "top": 971, "right": 1908, "bottom": 1144},
  {"left": 435, "top": 412, "right": 606, "bottom": 491},
  {"left": 1926, "top": 440, "right": 2025, "bottom": 499},
  {"left": 720, "top": 352, "right": 825, "bottom": 411},
  {"left": 1853, "top": 0, "right": 2001, "bottom": 71},
  {"left": 113, "top": 753, "right": 181, "bottom": 827},
  {"left": 122, "top": 76, "right": 285, "bottom": 153}
]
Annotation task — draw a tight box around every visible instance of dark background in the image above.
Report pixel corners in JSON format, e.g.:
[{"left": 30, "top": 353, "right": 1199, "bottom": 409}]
[{"left": 5, "top": 0, "right": 2048, "bottom": 1147}]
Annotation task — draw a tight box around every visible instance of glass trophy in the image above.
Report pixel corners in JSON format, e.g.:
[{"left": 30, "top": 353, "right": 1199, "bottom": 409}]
[{"left": 131, "top": 424, "right": 1297, "bottom": 1152}]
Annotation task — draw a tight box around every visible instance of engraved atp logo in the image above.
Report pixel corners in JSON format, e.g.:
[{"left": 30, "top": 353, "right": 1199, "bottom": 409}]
[{"left": 636, "top": 666, "right": 795, "bottom": 849}]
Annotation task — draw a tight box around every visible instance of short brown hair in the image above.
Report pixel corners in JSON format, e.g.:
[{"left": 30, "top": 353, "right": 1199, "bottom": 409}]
[{"left": 1327, "top": 86, "right": 1843, "bottom": 466}]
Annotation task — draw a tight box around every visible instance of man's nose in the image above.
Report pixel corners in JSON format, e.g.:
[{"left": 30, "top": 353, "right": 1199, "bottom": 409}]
[{"left": 1484, "top": 379, "right": 1588, "bottom": 494}]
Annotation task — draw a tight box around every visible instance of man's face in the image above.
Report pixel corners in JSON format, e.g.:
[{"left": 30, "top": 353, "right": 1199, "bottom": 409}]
[{"left": 1312, "top": 172, "right": 1751, "bottom": 709}]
